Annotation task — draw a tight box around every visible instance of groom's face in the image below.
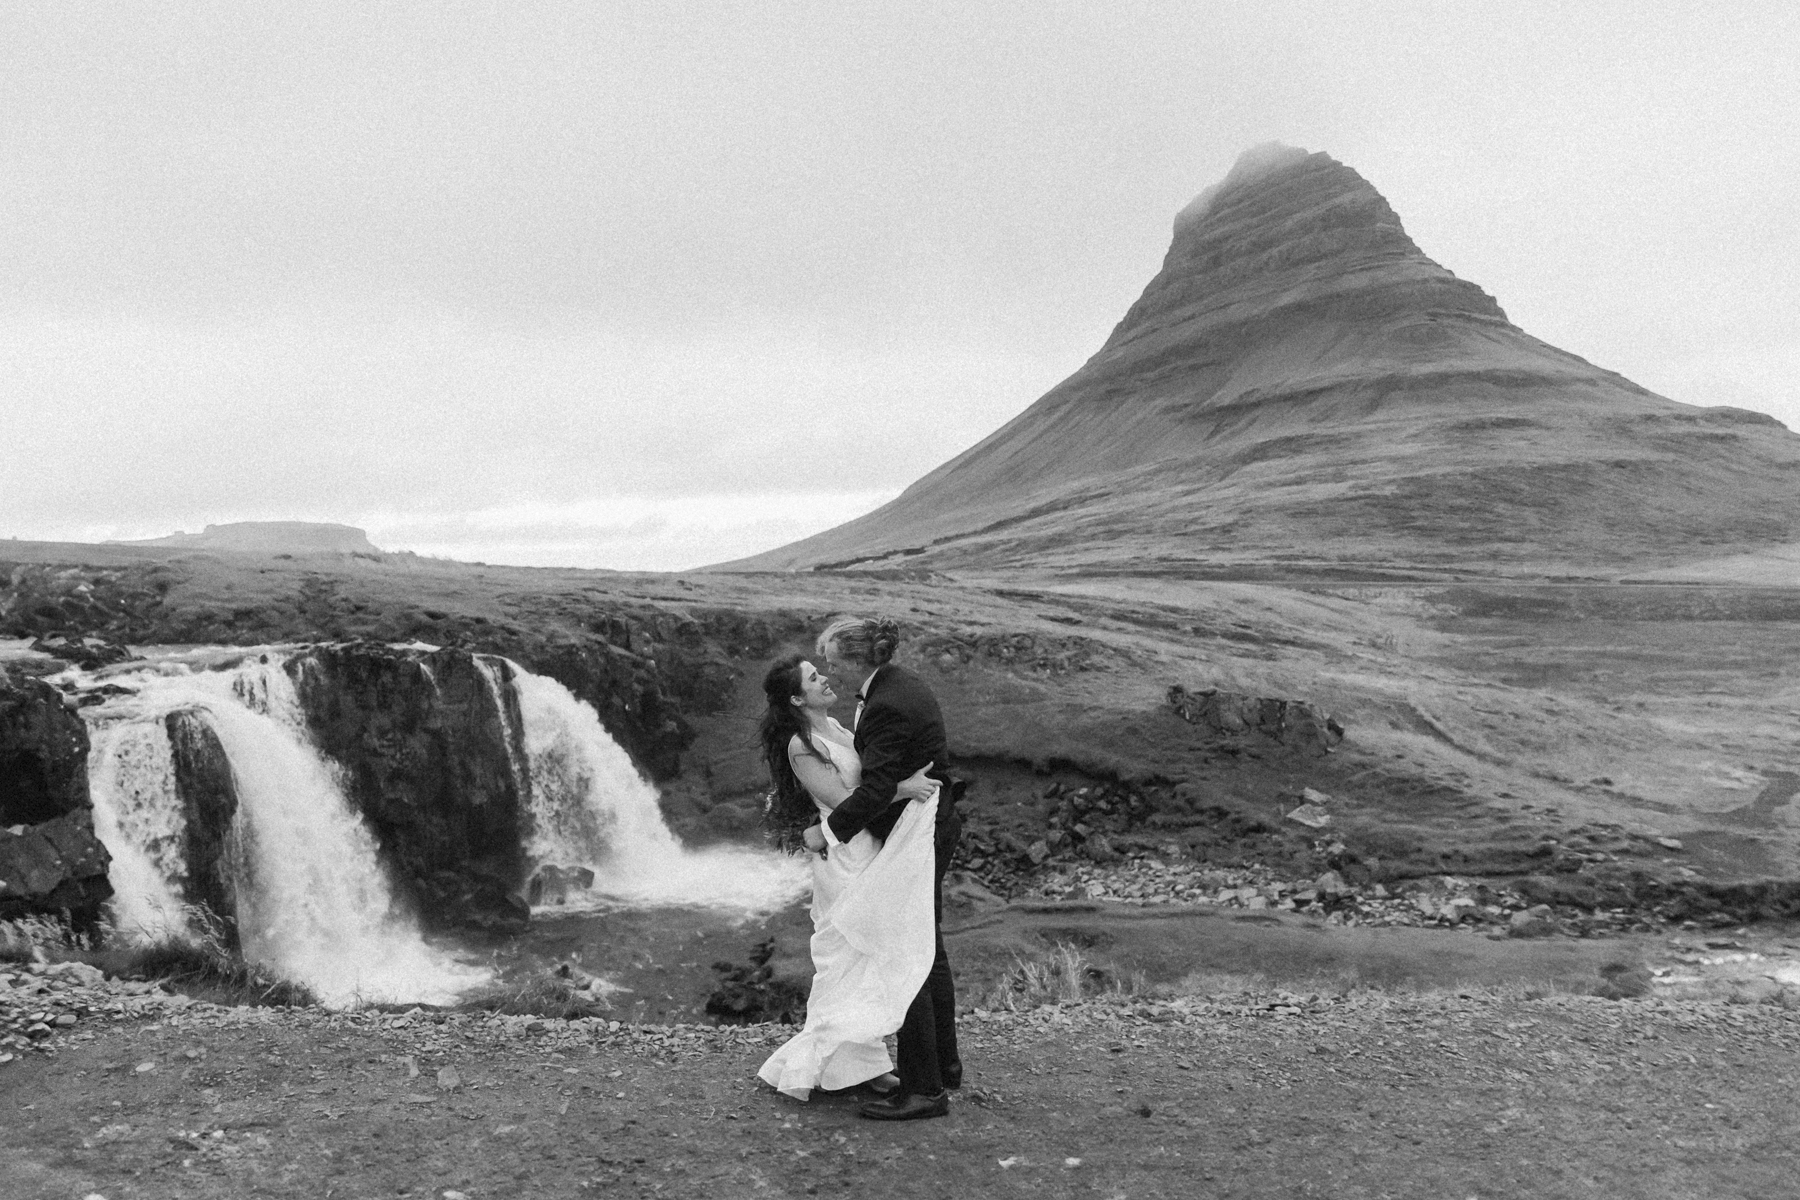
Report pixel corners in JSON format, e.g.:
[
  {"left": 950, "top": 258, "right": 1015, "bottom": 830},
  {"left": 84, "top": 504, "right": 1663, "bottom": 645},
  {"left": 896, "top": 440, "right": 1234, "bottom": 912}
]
[{"left": 820, "top": 638, "right": 860, "bottom": 687}]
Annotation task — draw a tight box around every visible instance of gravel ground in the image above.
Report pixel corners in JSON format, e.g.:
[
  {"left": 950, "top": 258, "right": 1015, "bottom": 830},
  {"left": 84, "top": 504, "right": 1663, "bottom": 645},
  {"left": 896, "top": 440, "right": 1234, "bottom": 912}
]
[{"left": 7, "top": 962, "right": 1800, "bottom": 1200}]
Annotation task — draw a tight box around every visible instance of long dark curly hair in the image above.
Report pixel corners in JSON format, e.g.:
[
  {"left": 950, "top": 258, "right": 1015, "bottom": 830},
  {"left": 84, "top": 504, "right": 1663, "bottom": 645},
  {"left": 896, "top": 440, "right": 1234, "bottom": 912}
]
[{"left": 758, "top": 655, "right": 829, "bottom": 855}]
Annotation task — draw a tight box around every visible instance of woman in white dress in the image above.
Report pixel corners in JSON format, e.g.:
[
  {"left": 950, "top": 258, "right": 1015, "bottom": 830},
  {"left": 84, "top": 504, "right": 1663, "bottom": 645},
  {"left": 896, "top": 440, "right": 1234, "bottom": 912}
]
[{"left": 755, "top": 655, "right": 941, "bottom": 1100}]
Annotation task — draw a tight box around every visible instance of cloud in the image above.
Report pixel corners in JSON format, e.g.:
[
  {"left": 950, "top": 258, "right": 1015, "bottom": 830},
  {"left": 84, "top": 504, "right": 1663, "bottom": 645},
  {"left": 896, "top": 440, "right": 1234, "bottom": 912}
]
[
  {"left": 356, "top": 491, "right": 900, "bottom": 571},
  {"left": 0, "top": 301, "right": 1049, "bottom": 568},
  {"left": 1175, "top": 143, "right": 1311, "bottom": 230}
]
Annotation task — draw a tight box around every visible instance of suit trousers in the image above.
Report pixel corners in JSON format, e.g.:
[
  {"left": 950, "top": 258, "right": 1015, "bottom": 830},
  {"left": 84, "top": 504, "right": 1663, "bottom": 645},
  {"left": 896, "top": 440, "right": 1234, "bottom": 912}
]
[{"left": 895, "top": 807, "right": 962, "bottom": 1095}]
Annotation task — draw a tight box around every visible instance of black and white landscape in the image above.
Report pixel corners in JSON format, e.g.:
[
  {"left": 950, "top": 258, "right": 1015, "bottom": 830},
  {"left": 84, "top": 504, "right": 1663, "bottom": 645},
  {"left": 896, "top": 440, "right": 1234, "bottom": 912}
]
[{"left": 4, "top": 8, "right": 1799, "bottom": 1199}]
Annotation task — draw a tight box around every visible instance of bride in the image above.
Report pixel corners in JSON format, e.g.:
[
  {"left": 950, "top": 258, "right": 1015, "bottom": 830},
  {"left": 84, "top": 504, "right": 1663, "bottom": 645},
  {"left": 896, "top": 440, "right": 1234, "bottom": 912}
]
[{"left": 755, "top": 654, "right": 940, "bottom": 1100}]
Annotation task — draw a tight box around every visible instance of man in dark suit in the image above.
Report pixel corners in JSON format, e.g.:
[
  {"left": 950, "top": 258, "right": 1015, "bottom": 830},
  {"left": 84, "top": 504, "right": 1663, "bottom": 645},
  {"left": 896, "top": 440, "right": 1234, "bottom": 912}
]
[{"left": 814, "top": 615, "right": 963, "bottom": 1120}]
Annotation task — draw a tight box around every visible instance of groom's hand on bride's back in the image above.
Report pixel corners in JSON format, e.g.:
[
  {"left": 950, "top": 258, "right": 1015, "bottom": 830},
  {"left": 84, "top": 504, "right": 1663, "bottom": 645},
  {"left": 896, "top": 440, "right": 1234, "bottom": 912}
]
[
  {"left": 802, "top": 823, "right": 827, "bottom": 854},
  {"left": 895, "top": 761, "right": 936, "bottom": 802}
]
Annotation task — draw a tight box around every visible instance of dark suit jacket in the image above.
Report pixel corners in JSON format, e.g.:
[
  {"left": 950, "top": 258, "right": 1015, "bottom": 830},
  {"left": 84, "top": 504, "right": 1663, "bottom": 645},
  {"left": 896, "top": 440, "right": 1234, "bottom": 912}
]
[{"left": 826, "top": 663, "right": 951, "bottom": 845}]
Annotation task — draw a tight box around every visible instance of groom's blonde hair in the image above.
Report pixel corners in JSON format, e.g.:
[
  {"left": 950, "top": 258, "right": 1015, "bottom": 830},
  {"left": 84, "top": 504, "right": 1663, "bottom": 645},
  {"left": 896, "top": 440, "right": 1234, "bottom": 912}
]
[{"left": 817, "top": 615, "right": 901, "bottom": 667}]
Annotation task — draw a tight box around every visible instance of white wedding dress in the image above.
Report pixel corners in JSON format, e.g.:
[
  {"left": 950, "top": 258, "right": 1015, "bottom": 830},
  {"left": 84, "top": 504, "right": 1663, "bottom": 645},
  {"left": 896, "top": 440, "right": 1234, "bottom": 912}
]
[{"left": 757, "top": 724, "right": 939, "bottom": 1100}]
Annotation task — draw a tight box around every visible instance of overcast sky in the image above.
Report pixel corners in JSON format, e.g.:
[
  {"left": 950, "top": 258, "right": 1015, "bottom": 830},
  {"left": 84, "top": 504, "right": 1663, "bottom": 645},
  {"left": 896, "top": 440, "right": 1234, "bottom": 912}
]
[{"left": 4, "top": 2, "right": 1796, "bottom": 570}]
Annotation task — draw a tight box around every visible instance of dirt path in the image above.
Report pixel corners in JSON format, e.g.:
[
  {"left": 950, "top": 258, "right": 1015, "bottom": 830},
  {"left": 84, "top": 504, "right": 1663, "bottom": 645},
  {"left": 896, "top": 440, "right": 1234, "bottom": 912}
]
[{"left": 8, "top": 993, "right": 1800, "bottom": 1200}]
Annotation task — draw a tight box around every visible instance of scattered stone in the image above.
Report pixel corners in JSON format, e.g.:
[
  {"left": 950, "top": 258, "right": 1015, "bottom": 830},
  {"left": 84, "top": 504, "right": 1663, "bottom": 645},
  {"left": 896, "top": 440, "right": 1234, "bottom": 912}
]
[
  {"left": 1285, "top": 804, "right": 1332, "bottom": 829},
  {"left": 1166, "top": 685, "right": 1344, "bottom": 752},
  {"left": 1595, "top": 962, "right": 1654, "bottom": 1000},
  {"left": 1509, "top": 906, "right": 1557, "bottom": 939},
  {"left": 1656, "top": 837, "right": 1684, "bottom": 851},
  {"left": 437, "top": 1065, "right": 461, "bottom": 1091},
  {"left": 1082, "top": 834, "right": 1120, "bottom": 864}
]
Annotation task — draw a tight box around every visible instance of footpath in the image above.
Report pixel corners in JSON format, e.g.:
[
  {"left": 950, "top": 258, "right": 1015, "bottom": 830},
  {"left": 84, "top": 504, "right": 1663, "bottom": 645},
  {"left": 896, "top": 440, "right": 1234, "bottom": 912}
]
[{"left": 6, "top": 960, "right": 1800, "bottom": 1199}]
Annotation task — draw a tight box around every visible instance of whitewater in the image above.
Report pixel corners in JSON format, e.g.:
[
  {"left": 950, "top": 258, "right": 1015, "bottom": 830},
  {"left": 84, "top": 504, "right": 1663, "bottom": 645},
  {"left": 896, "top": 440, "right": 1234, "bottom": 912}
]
[{"left": 74, "top": 648, "right": 805, "bottom": 1008}]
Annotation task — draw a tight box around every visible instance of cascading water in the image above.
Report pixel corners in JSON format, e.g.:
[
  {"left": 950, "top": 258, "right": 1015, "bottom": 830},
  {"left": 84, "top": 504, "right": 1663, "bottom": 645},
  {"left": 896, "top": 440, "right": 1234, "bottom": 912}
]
[
  {"left": 78, "top": 652, "right": 487, "bottom": 1008},
  {"left": 503, "top": 665, "right": 807, "bottom": 914},
  {"left": 85, "top": 718, "right": 192, "bottom": 944}
]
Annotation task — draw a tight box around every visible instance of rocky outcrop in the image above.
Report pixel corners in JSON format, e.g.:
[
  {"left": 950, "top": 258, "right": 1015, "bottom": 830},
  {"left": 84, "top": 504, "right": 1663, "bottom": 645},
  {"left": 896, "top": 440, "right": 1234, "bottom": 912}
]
[
  {"left": 115, "top": 520, "right": 379, "bottom": 555},
  {"left": 164, "top": 710, "right": 241, "bottom": 936},
  {"left": 0, "top": 673, "right": 111, "bottom": 927},
  {"left": 724, "top": 144, "right": 1800, "bottom": 575},
  {"left": 0, "top": 809, "right": 112, "bottom": 928},
  {"left": 286, "top": 644, "right": 531, "bottom": 932},
  {"left": 515, "top": 641, "right": 691, "bottom": 781},
  {"left": 28, "top": 634, "right": 137, "bottom": 670},
  {"left": 0, "top": 558, "right": 700, "bottom": 786},
  {"left": 1, "top": 675, "right": 90, "bottom": 826},
  {"left": 1167, "top": 685, "right": 1344, "bottom": 753}
]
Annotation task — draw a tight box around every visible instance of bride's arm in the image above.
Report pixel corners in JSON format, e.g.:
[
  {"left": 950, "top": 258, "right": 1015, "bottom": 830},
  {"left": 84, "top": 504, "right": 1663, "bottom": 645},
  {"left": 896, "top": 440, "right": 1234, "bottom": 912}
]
[{"left": 789, "top": 738, "right": 851, "bottom": 810}]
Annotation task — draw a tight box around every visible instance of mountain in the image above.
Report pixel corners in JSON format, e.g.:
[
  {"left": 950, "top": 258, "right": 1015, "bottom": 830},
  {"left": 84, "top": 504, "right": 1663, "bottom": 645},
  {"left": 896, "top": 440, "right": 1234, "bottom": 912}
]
[
  {"left": 113, "top": 522, "right": 380, "bottom": 555},
  {"left": 722, "top": 145, "right": 1800, "bottom": 577}
]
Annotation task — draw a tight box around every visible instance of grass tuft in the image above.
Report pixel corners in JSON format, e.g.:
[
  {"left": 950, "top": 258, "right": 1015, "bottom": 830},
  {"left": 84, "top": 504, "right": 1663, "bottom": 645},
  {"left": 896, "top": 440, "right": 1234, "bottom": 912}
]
[
  {"left": 982, "top": 943, "right": 1146, "bottom": 1011},
  {"left": 0, "top": 914, "right": 93, "bottom": 961},
  {"left": 84, "top": 905, "right": 318, "bottom": 1007},
  {"left": 460, "top": 974, "right": 612, "bottom": 1020}
]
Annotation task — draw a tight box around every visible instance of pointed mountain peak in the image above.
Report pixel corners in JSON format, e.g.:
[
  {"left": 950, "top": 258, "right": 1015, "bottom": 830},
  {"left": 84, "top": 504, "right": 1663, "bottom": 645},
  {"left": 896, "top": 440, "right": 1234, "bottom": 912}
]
[
  {"left": 1104, "top": 146, "right": 1504, "bottom": 354},
  {"left": 1173, "top": 141, "right": 1314, "bottom": 230},
  {"left": 719, "top": 147, "right": 1800, "bottom": 576}
]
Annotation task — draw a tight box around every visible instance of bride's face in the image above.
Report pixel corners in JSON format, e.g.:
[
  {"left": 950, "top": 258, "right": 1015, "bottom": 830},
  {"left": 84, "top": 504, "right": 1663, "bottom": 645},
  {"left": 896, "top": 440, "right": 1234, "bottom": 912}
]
[{"left": 793, "top": 660, "right": 838, "bottom": 712}]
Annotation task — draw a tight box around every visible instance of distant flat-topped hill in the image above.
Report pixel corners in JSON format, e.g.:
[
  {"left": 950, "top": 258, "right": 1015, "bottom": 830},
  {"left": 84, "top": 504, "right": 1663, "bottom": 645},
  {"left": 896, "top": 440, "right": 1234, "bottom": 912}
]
[
  {"left": 721, "top": 145, "right": 1800, "bottom": 577},
  {"left": 113, "top": 521, "right": 379, "bottom": 555}
]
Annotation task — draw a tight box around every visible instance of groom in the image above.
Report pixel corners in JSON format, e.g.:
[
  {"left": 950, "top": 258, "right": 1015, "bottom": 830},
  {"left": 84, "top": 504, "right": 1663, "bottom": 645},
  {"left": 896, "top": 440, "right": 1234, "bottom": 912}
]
[{"left": 810, "top": 614, "right": 963, "bottom": 1120}]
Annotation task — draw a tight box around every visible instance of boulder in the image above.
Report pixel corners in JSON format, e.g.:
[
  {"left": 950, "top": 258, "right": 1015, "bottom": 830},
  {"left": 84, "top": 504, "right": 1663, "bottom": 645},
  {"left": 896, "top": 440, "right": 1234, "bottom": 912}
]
[
  {"left": 0, "top": 675, "right": 109, "bottom": 927},
  {"left": 164, "top": 710, "right": 241, "bottom": 936},
  {"left": 1286, "top": 803, "right": 1333, "bottom": 829},
  {"left": 287, "top": 644, "right": 531, "bottom": 931},
  {"left": 27, "top": 634, "right": 137, "bottom": 670},
  {"left": 0, "top": 808, "right": 112, "bottom": 928},
  {"left": 1508, "top": 904, "right": 1557, "bottom": 939},
  {"left": 1082, "top": 833, "right": 1121, "bottom": 864},
  {"left": 1168, "top": 685, "right": 1344, "bottom": 754},
  {"left": 1593, "top": 961, "right": 1653, "bottom": 1000},
  {"left": 526, "top": 864, "right": 596, "bottom": 907},
  {"left": 0, "top": 674, "right": 90, "bottom": 826},
  {"left": 1313, "top": 869, "right": 1348, "bottom": 898}
]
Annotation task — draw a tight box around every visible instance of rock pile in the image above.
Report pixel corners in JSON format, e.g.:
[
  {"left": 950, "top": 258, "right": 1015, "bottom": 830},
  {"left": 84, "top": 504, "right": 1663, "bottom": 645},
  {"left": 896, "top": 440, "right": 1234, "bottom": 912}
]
[
  {"left": 0, "top": 959, "right": 188, "bottom": 1065},
  {"left": 958, "top": 780, "right": 1165, "bottom": 873},
  {"left": 1007, "top": 856, "right": 1668, "bottom": 936},
  {"left": 1167, "top": 685, "right": 1343, "bottom": 754}
]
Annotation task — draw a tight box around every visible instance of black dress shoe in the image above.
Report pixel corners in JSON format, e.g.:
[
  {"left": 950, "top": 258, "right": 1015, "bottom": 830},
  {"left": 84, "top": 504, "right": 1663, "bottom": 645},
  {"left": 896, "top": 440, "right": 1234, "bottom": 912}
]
[
  {"left": 942, "top": 1061, "right": 963, "bottom": 1090},
  {"left": 858, "top": 1090, "right": 949, "bottom": 1121}
]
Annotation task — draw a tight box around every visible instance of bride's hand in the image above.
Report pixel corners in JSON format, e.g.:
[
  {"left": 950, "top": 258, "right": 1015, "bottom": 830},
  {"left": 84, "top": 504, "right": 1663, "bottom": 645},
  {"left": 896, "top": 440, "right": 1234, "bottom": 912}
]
[{"left": 895, "top": 762, "right": 937, "bottom": 802}]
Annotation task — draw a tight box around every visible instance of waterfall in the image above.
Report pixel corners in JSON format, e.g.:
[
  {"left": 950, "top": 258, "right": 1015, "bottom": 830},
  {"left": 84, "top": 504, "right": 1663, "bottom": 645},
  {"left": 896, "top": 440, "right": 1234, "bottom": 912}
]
[
  {"left": 79, "top": 653, "right": 487, "bottom": 1008},
  {"left": 473, "top": 655, "right": 529, "bottom": 802},
  {"left": 505, "top": 666, "right": 806, "bottom": 914},
  {"left": 86, "top": 719, "right": 192, "bottom": 944}
]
